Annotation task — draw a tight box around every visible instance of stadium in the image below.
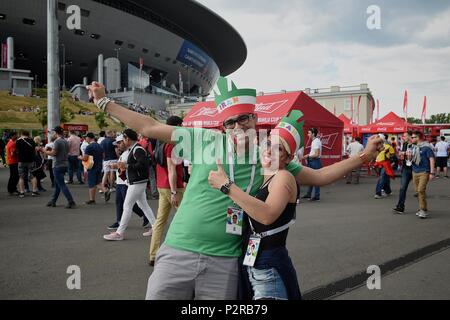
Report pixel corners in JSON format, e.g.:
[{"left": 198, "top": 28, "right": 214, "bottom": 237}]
[{"left": 0, "top": 0, "right": 247, "bottom": 101}]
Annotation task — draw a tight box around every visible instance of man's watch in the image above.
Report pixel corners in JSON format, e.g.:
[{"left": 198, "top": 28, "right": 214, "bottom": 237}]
[
  {"left": 171, "top": 190, "right": 177, "bottom": 195},
  {"left": 430, "top": 172, "right": 436, "bottom": 176},
  {"left": 220, "top": 180, "right": 234, "bottom": 195}
]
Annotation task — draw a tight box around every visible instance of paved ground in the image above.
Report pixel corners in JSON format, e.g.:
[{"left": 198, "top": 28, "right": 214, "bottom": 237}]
[{"left": 0, "top": 167, "right": 449, "bottom": 300}]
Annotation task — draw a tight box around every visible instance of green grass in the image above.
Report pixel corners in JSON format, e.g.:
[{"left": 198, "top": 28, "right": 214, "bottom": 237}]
[{"left": 0, "top": 90, "right": 123, "bottom": 131}]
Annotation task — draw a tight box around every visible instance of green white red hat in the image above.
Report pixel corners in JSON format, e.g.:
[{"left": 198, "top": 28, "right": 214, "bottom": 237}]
[
  {"left": 213, "top": 77, "right": 256, "bottom": 121},
  {"left": 272, "top": 109, "right": 305, "bottom": 155}
]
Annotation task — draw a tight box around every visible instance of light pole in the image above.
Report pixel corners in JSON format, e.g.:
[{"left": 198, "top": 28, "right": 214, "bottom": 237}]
[
  {"left": 61, "top": 43, "right": 66, "bottom": 90},
  {"left": 114, "top": 47, "right": 121, "bottom": 59},
  {"left": 186, "top": 65, "right": 190, "bottom": 96},
  {"left": 47, "top": 0, "right": 60, "bottom": 142}
]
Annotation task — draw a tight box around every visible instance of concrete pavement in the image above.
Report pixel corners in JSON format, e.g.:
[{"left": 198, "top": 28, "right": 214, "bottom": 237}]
[{"left": 0, "top": 167, "right": 448, "bottom": 299}]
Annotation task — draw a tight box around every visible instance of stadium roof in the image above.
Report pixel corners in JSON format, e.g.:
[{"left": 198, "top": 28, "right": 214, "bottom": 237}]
[{"left": 122, "top": 0, "right": 247, "bottom": 76}]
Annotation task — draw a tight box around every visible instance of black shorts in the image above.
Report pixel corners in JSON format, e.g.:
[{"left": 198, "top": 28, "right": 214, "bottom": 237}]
[{"left": 436, "top": 156, "right": 448, "bottom": 168}]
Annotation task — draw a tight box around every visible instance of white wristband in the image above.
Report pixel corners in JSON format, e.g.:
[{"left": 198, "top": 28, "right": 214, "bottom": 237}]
[{"left": 96, "top": 97, "right": 113, "bottom": 112}]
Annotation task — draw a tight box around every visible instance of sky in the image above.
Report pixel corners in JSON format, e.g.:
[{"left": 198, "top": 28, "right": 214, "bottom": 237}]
[{"left": 198, "top": 0, "right": 450, "bottom": 119}]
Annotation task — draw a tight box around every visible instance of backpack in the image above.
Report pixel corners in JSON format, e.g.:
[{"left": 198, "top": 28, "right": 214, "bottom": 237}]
[{"left": 154, "top": 140, "right": 167, "bottom": 167}]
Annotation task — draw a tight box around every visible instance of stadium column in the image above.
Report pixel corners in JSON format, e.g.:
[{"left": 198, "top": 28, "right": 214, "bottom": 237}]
[{"left": 47, "top": 0, "right": 60, "bottom": 140}]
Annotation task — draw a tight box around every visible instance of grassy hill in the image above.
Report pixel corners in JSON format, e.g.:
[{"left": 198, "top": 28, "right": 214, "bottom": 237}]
[{"left": 0, "top": 90, "right": 125, "bottom": 132}]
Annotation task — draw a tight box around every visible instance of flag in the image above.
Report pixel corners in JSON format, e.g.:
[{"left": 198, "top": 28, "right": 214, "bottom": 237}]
[
  {"left": 333, "top": 104, "right": 336, "bottom": 116},
  {"left": 403, "top": 90, "right": 408, "bottom": 121},
  {"left": 350, "top": 95, "right": 354, "bottom": 124},
  {"left": 376, "top": 99, "right": 380, "bottom": 122},
  {"left": 421, "top": 96, "right": 427, "bottom": 124},
  {"left": 357, "top": 96, "right": 361, "bottom": 125}
]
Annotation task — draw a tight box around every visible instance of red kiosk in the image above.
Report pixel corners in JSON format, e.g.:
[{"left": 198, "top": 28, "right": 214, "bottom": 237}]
[
  {"left": 183, "top": 91, "right": 344, "bottom": 166},
  {"left": 358, "top": 112, "right": 422, "bottom": 145}
]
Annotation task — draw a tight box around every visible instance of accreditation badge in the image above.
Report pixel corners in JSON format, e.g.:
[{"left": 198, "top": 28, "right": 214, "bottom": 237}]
[
  {"left": 226, "top": 207, "right": 243, "bottom": 235},
  {"left": 243, "top": 236, "right": 261, "bottom": 267}
]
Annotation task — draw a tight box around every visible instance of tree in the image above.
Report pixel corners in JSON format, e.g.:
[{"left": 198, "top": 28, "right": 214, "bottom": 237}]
[
  {"left": 35, "top": 105, "right": 74, "bottom": 128},
  {"left": 95, "top": 112, "right": 108, "bottom": 130}
]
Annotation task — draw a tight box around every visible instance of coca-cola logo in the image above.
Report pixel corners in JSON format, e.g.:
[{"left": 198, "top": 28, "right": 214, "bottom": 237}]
[
  {"left": 255, "top": 100, "right": 289, "bottom": 114},
  {"left": 189, "top": 106, "right": 218, "bottom": 118}
]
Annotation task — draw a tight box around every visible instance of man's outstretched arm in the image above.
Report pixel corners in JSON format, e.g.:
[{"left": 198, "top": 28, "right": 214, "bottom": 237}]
[{"left": 86, "top": 82, "right": 175, "bottom": 144}]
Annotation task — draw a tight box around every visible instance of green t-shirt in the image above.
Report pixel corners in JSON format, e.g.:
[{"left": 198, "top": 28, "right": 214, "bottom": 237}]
[{"left": 164, "top": 127, "right": 302, "bottom": 257}]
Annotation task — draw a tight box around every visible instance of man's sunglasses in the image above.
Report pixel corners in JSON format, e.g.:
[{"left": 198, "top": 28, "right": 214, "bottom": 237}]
[
  {"left": 223, "top": 114, "right": 253, "bottom": 128},
  {"left": 411, "top": 136, "right": 418, "bottom": 139}
]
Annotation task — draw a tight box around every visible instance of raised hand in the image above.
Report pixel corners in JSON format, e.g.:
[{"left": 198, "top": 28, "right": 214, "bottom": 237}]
[
  {"left": 86, "top": 81, "right": 106, "bottom": 105},
  {"left": 364, "top": 135, "right": 385, "bottom": 161},
  {"left": 208, "top": 159, "right": 229, "bottom": 189}
]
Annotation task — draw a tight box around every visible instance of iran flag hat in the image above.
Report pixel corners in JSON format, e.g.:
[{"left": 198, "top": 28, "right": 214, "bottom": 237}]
[
  {"left": 272, "top": 109, "right": 305, "bottom": 155},
  {"left": 213, "top": 77, "right": 256, "bottom": 121}
]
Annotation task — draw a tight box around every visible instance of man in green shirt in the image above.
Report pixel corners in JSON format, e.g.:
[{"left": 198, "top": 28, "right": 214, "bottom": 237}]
[{"left": 87, "top": 77, "right": 383, "bottom": 299}]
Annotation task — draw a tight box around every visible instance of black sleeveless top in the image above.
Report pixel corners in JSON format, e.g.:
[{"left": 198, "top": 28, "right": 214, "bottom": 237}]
[{"left": 246, "top": 175, "right": 296, "bottom": 251}]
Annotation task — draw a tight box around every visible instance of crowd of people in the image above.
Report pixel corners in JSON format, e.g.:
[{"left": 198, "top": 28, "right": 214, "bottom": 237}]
[{"left": 1, "top": 76, "right": 447, "bottom": 301}]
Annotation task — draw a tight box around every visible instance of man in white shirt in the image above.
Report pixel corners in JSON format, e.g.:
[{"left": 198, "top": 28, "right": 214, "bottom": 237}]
[
  {"left": 346, "top": 137, "right": 365, "bottom": 184},
  {"left": 435, "top": 136, "right": 449, "bottom": 178},
  {"left": 302, "top": 128, "right": 322, "bottom": 201}
]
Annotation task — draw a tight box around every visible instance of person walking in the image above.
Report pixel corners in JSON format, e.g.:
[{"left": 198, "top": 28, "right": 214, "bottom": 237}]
[
  {"left": 107, "top": 134, "right": 149, "bottom": 230},
  {"left": 411, "top": 131, "right": 436, "bottom": 219},
  {"left": 147, "top": 116, "right": 186, "bottom": 266},
  {"left": 100, "top": 130, "right": 118, "bottom": 191},
  {"left": 6, "top": 132, "right": 19, "bottom": 195},
  {"left": 80, "top": 132, "right": 109, "bottom": 204},
  {"left": 392, "top": 131, "right": 414, "bottom": 214},
  {"left": 435, "top": 136, "right": 449, "bottom": 178},
  {"left": 374, "top": 134, "right": 395, "bottom": 199},
  {"left": 44, "top": 135, "right": 56, "bottom": 188},
  {"left": 16, "top": 130, "right": 39, "bottom": 197},
  {"left": 103, "top": 129, "right": 155, "bottom": 240},
  {"left": 44, "top": 126, "right": 76, "bottom": 209},
  {"left": 345, "top": 137, "right": 364, "bottom": 184},
  {"left": 302, "top": 128, "right": 322, "bottom": 201},
  {"left": 67, "top": 131, "right": 84, "bottom": 184}
]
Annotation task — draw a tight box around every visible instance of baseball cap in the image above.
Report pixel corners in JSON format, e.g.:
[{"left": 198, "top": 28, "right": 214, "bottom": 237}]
[{"left": 113, "top": 134, "right": 124, "bottom": 146}]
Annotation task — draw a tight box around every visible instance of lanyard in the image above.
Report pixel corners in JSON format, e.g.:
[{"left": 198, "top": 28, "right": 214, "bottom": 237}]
[
  {"left": 227, "top": 137, "right": 257, "bottom": 194},
  {"left": 248, "top": 218, "right": 296, "bottom": 239}
]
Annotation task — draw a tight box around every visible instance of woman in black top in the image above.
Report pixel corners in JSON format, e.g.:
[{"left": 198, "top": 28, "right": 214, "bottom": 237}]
[{"left": 208, "top": 110, "right": 305, "bottom": 300}]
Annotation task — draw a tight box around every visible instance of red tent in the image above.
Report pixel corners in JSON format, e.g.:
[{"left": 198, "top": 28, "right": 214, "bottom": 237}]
[
  {"left": 183, "top": 91, "right": 344, "bottom": 166},
  {"left": 359, "top": 112, "right": 410, "bottom": 133},
  {"left": 338, "top": 114, "right": 356, "bottom": 134}
]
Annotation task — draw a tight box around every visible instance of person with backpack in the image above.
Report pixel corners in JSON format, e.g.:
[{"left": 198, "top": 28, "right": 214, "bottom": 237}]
[
  {"left": 103, "top": 129, "right": 156, "bottom": 241},
  {"left": 146, "top": 116, "right": 185, "bottom": 266}
]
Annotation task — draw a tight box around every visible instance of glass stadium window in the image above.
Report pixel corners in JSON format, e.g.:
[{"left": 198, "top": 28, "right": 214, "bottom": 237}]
[
  {"left": 154, "top": 53, "right": 160, "bottom": 58},
  {"left": 128, "top": 43, "right": 135, "bottom": 49},
  {"left": 23, "top": 18, "right": 36, "bottom": 25},
  {"left": 0, "top": 13, "right": 6, "bottom": 20},
  {"left": 142, "top": 48, "right": 149, "bottom": 54},
  {"left": 172, "top": 60, "right": 177, "bottom": 64},
  {"left": 74, "top": 29, "right": 85, "bottom": 36},
  {"left": 58, "top": 25, "right": 62, "bottom": 31},
  {"left": 81, "top": 9, "right": 90, "bottom": 17},
  {"left": 80, "top": 62, "right": 88, "bottom": 68},
  {"left": 115, "top": 40, "right": 123, "bottom": 46},
  {"left": 90, "top": 33, "right": 101, "bottom": 39},
  {"left": 165, "top": 57, "right": 171, "bottom": 62},
  {"left": 58, "top": 2, "right": 66, "bottom": 11}
]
